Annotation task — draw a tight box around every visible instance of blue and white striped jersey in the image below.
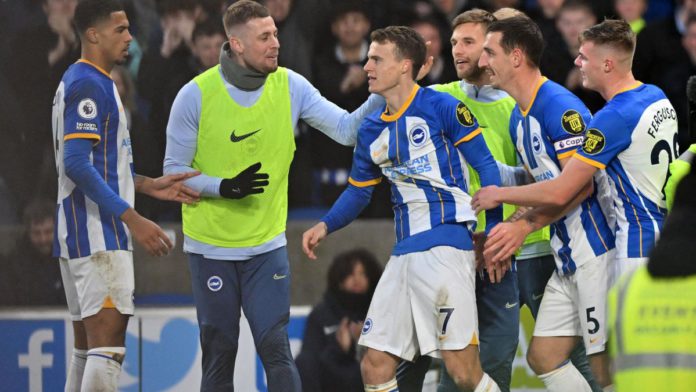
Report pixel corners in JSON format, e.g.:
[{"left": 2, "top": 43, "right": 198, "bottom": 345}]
[
  {"left": 348, "top": 85, "right": 502, "bottom": 255},
  {"left": 52, "top": 60, "right": 134, "bottom": 259},
  {"left": 575, "top": 83, "right": 678, "bottom": 259},
  {"left": 510, "top": 78, "right": 615, "bottom": 275}
]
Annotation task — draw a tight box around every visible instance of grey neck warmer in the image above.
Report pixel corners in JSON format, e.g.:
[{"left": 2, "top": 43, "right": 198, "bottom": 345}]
[{"left": 219, "top": 42, "right": 268, "bottom": 91}]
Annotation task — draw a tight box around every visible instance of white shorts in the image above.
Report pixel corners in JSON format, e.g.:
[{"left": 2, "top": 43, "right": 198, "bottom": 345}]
[
  {"left": 609, "top": 257, "right": 647, "bottom": 288},
  {"left": 60, "top": 250, "right": 135, "bottom": 321},
  {"left": 533, "top": 250, "right": 614, "bottom": 355},
  {"left": 358, "top": 246, "right": 478, "bottom": 361}
]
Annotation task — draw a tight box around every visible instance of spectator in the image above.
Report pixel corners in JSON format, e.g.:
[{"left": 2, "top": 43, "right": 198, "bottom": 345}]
[
  {"left": 311, "top": 4, "right": 371, "bottom": 207},
  {"left": 411, "top": 17, "right": 458, "bottom": 85},
  {"left": 540, "top": 0, "right": 605, "bottom": 112},
  {"left": 615, "top": 0, "right": 648, "bottom": 34},
  {"left": 4, "top": 0, "right": 80, "bottom": 212},
  {"left": 191, "top": 19, "right": 227, "bottom": 72},
  {"left": 662, "top": 14, "right": 696, "bottom": 152},
  {"left": 528, "top": 0, "right": 564, "bottom": 39},
  {"left": 296, "top": 249, "right": 383, "bottom": 392},
  {"left": 137, "top": 0, "right": 208, "bottom": 220},
  {"left": 0, "top": 200, "right": 65, "bottom": 307},
  {"left": 633, "top": 0, "right": 696, "bottom": 103}
]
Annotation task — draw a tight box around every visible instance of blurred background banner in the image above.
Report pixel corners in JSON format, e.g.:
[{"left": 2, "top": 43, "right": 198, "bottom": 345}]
[{"left": 0, "top": 306, "right": 546, "bottom": 391}]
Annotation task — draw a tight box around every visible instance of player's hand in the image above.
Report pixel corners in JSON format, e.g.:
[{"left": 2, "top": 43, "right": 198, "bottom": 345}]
[
  {"left": 145, "top": 172, "right": 201, "bottom": 204},
  {"left": 121, "top": 209, "right": 173, "bottom": 256},
  {"left": 486, "top": 256, "right": 512, "bottom": 284},
  {"left": 471, "top": 185, "right": 502, "bottom": 214},
  {"left": 302, "top": 222, "right": 328, "bottom": 260},
  {"left": 416, "top": 41, "right": 434, "bottom": 81},
  {"left": 219, "top": 162, "right": 270, "bottom": 199},
  {"left": 483, "top": 221, "right": 530, "bottom": 265}
]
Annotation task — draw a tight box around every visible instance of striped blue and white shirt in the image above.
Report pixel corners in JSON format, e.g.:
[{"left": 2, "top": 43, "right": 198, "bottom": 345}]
[
  {"left": 323, "top": 85, "right": 503, "bottom": 255},
  {"left": 575, "top": 83, "right": 678, "bottom": 259},
  {"left": 510, "top": 78, "right": 615, "bottom": 275},
  {"left": 52, "top": 60, "right": 134, "bottom": 259}
]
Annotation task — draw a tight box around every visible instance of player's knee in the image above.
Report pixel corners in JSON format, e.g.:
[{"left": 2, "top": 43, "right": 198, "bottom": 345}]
[
  {"left": 257, "top": 323, "right": 293, "bottom": 367},
  {"left": 526, "top": 345, "right": 545, "bottom": 375},
  {"left": 360, "top": 349, "right": 391, "bottom": 380}
]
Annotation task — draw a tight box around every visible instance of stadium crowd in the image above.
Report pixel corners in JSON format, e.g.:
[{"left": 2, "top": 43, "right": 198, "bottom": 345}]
[{"left": 0, "top": 0, "right": 689, "bottom": 226}]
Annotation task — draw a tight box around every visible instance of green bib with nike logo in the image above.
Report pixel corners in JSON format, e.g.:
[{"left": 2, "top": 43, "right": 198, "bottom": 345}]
[
  {"left": 434, "top": 81, "right": 550, "bottom": 246},
  {"left": 182, "top": 66, "right": 295, "bottom": 247}
]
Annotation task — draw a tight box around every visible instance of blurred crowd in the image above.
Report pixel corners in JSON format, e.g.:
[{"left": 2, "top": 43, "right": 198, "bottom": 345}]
[{"left": 0, "top": 0, "right": 691, "bottom": 232}]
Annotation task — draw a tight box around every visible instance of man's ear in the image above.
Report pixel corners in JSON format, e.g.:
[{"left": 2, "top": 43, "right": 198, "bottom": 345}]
[
  {"left": 84, "top": 27, "right": 99, "bottom": 45},
  {"left": 229, "top": 36, "right": 243, "bottom": 54}
]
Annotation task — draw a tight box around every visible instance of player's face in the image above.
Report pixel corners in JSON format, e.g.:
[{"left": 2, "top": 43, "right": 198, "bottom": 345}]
[
  {"left": 29, "top": 218, "right": 54, "bottom": 257},
  {"left": 363, "top": 41, "right": 406, "bottom": 95},
  {"left": 235, "top": 16, "right": 279, "bottom": 75},
  {"left": 451, "top": 22, "right": 486, "bottom": 81},
  {"left": 339, "top": 262, "right": 369, "bottom": 294},
  {"left": 95, "top": 11, "right": 132, "bottom": 66},
  {"left": 574, "top": 41, "right": 603, "bottom": 91},
  {"left": 479, "top": 32, "right": 513, "bottom": 90}
]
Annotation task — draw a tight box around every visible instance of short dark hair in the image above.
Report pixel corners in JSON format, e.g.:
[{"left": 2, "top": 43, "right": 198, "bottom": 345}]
[
  {"left": 452, "top": 8, "right": 496, "bottom": 30},
  {"left": 487, "top": 16, "right": 544, "bottom": 68},
  {"left": 370, "top": 26, "right": 426, "bottom": 80},
  {"left": 22, "top": 199, "right": 55, "bottom": 228},
  {"left": 155, "top": 0, "right": 197, "bottom": 16},
  {"left": 559, "top": 0, "right": 595, "bottom": 17},
  {"left": 223, "top": 0, "right": 269, "bottom": 36},
  {"left": 73, "top": 0, "right": 124, "bottom": 34},
  {"left": 330, "top": 1, "right": 369, "bottom": 24},
  {"left": 579, "top": 19, "right": 635, "bottom": 55},
  {"left": 193, "top": 19, "right": 226, "bottom": 42},
  {"left": 327, "top": 248, "right": 383, "bottom": 295}
]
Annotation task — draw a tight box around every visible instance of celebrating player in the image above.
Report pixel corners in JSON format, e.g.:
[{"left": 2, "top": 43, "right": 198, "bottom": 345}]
[
  {"left": 303, "top": 26, "right": 504, "bottom": 392},
  {"left": 52, "top": 1, "right": 199, "bottom": 390},
  {"left": 473, "top": 16, "right": 616, "bottom": 391},
  {"left": 473, "top": 19, "right": 678, "bottom": 285}
]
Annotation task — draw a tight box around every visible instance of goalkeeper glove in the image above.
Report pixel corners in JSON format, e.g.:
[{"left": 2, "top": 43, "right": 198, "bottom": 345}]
[{"left": 219, "top": 162, "right": 269, "bottom": 199}]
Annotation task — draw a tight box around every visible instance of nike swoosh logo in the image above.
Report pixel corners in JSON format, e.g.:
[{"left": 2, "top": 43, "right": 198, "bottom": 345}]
[
  {"left": 273, "top": 273, "right": 287, "bottom": 280},
  {"left": 505, "top": 302, "right": 518, "bottom": 309},
  {"left": 323, "top": 325, "right": 339, "bottom": 335},
  {"left": 532, "top": 293, "right": 543, "bottom": 301},
  {"left": 230, "top": 129, "right": 261, "bottom": 142}
]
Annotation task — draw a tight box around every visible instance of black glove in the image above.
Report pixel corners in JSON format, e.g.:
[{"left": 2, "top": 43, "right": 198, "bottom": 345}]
[{"left": 219, "top": 162, "right": 269, "bottom": 199}]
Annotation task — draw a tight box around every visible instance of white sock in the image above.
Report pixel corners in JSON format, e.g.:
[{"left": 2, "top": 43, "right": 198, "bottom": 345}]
[
  {"left": 65, "top": 348, "right": 87, "bottom": 392},
  {"left": 539, "top": 361, "right": 592, "bottom": 392},
  {"left": 81, "top": 347, "right": 125, "bottom": 392},
  {"left": 365, "top": 378, "right": 398, "bottom": 392},
  {"left": 474, "top": 373, "right": 501, "bottom": 392}
]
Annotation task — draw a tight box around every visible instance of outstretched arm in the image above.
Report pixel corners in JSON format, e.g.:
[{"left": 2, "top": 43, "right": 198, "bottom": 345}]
[{"left": 291, "top": 70, "right": 385, "bottom": 146}]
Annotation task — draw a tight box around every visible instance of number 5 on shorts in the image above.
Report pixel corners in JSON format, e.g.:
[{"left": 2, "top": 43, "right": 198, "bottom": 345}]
[
  {"left": 439, "top": 307, "right": 455, "bottom": 334},
  {"left": 586, "top": 306, "right": 599, "bottom": 334}
]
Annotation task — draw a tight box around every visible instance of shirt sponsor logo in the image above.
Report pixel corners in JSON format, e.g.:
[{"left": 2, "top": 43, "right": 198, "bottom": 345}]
[
  {"left": 76, "top": 122, "right": 98, "bottom": 132},
  {"left": 561, "top": 110, "right": 585, "bottom": 135},
  {"left": 583, "top": 128, "right": 605, "bottom": 155},
  {"left": 456, "top": 102, "right": 475, "bottom": 127},
  {"left": 207, "top": 276, "right": 223, "bottom": 292},
  {"left": 78, "top": 98, "right": 97, "bottom": 120},
  {"left": 384, "top": 155, "right": 432, "bottom": 179}
]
